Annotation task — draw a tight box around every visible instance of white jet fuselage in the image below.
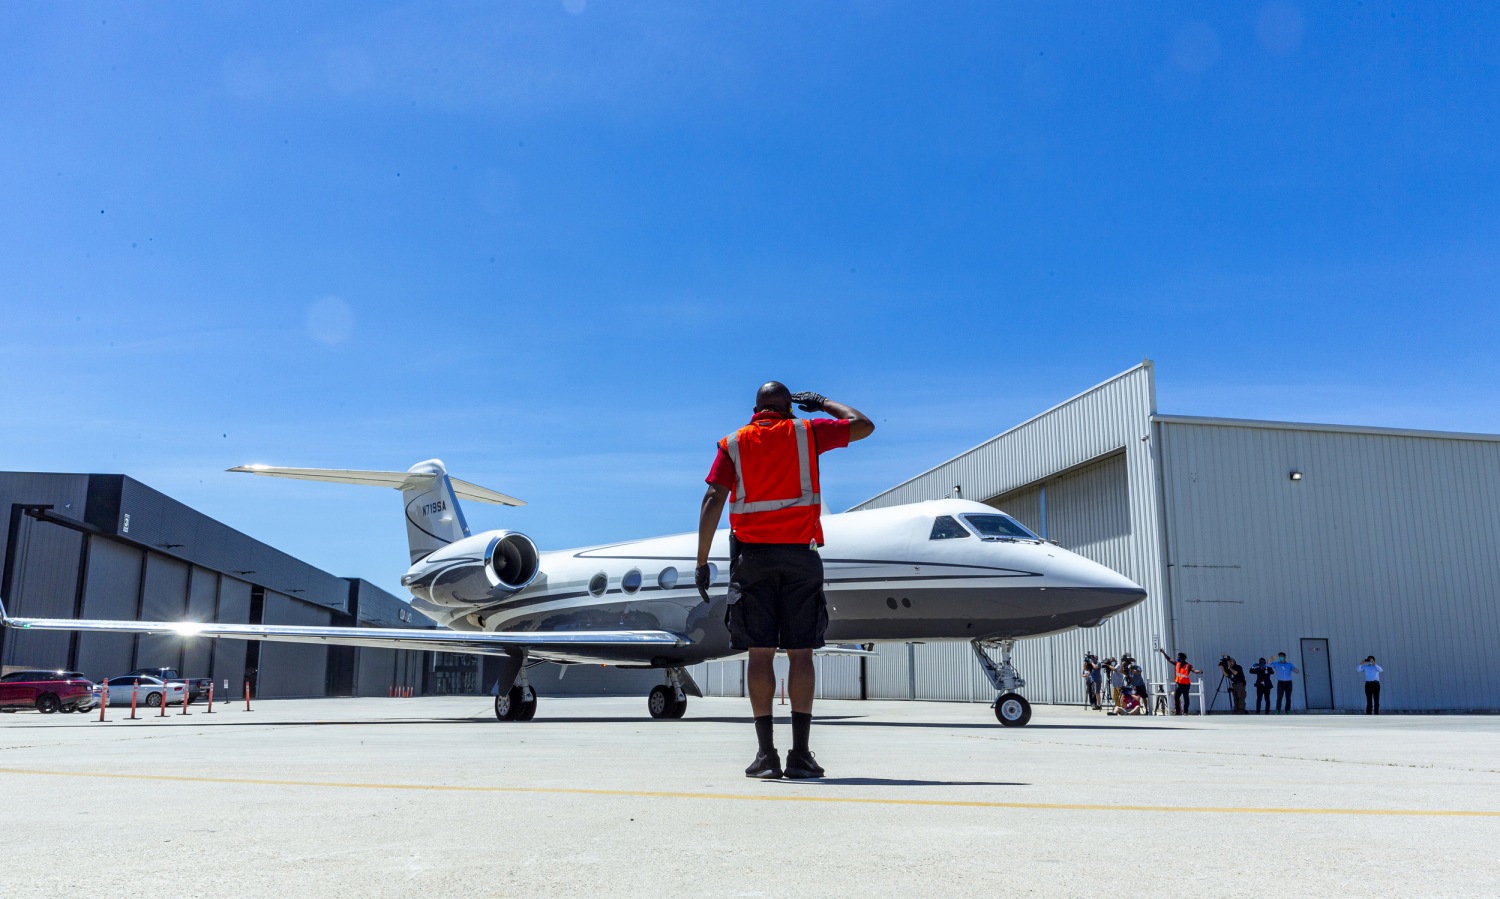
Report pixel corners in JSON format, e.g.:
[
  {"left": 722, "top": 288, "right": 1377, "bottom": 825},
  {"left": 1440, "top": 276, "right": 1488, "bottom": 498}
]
[{"left": 421, "top": 498, "right": 1145, "bottom": 666}]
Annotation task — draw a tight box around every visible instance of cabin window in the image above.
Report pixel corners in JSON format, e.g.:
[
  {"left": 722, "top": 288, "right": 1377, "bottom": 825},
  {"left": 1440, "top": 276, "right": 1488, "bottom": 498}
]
[
  {"left": 622, "top": 569, "right": 642, "bottom": 594},
  {"left": 929, "top": 515, "right": 971, "bottom": 540},
  {"left": 658, "top": 567, "right": 679, "bottom": 590},
  {"left": 587, "top": 572, "right": 608, "bottom": 597}
]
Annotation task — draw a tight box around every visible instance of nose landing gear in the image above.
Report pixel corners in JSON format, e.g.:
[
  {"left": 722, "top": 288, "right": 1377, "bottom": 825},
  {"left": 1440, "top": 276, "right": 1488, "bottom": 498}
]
[{"left": 972, "top": 639, "right": 1032, "bottom": 726}]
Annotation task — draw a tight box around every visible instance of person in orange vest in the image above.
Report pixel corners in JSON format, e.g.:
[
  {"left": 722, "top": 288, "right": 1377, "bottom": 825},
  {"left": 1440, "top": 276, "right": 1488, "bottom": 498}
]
[
  {"left": 696, "top": 381, "right": 874, "bottom": 779},
  {"left": 1155, "top": 647, "right": 1202, "bottom": 715}
]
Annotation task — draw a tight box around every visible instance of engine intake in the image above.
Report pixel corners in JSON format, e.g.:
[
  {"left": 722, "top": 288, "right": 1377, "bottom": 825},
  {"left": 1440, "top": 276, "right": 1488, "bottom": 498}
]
[
  {"left": 490, "top": 533, "right": 539, "bottom": 592},
  {"left": 401, "top": 530, "right": 540, "bottom": 609}
]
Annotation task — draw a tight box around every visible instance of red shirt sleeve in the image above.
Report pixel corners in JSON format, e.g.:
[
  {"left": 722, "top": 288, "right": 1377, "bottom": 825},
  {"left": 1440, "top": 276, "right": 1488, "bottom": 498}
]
[
  {"left": 809, "top": 417, "right": 851, "bottom": 454},
  {"left": 706, "top": 446, "right": 735, "bottom": 488}
]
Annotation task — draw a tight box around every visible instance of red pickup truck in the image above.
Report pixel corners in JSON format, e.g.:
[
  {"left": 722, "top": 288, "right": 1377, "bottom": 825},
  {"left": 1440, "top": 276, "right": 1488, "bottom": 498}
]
[{"left": 0, "top": 670, "right": 100, "bottom": 714}]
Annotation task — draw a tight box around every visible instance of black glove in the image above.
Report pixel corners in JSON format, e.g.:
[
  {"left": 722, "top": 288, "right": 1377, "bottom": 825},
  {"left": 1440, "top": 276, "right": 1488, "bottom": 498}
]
[
  {"left": 790, "top": 391, "right": 826, "bottom": 413},
  {"left": 694, "top": 564, "right": 713, "bottom": 603}
]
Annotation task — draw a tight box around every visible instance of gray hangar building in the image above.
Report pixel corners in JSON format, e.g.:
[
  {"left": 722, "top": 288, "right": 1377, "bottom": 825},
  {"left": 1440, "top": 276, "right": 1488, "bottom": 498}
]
[
  {"left": 693, "top": 361, "right": 1500, "bottom": 713},
  {"left": 0, "top": 472, "right": 434, "bottom": 698}
]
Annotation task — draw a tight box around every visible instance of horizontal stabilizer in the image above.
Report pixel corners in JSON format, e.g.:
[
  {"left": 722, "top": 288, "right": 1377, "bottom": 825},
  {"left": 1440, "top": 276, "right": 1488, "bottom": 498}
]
[
  {"left": 228, "top": 464, "right": 525, "bottom": 507},
  {"left": 0, "top": 613, "right": 686, "bottom": 664}
]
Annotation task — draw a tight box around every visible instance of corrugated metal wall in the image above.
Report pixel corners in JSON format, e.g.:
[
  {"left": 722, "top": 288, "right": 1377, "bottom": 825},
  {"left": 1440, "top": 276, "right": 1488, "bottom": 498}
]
[
  {"left": 687, "top": 659, "right": 746, "bottom": 697},
  {"left": 1157, "top": 418, "right": 1500, "bottom": 711},
  {"left": 212, "top": 578, "right": 251, "bottom": 699},
  {"left": 852, "top": 364, "right": 1173, "bottom": 705},
  {"left": 257, "top": 591, "right": 331, "bottom": 698},
  {"left": 77, "top": 538, "right": 142, "bottom": 679}
]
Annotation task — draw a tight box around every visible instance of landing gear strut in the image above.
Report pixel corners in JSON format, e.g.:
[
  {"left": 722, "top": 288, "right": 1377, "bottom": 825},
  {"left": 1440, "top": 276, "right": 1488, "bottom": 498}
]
[
  {"left": 494, "top": 663, "right": 538, "bottom": 721},
  {"left": 971, "top": 639, "right": 1032, "bottom": 727},
  {"left": 646, "top": 667, "right": 696, "bottom": 719}
]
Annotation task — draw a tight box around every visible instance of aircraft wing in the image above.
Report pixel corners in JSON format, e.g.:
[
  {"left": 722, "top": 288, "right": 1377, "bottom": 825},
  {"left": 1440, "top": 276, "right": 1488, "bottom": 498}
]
[{"left": 0, "top": 603, "right": 686, "bottom": 663}]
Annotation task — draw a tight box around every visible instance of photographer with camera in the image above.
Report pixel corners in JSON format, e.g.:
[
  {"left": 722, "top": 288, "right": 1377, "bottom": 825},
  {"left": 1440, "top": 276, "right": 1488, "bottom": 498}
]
[
  {"left": 1101, "top": 656, "right": 1126, "bottom": 712},
  {"left": 1156, "top": 647, "right": 1202, "bottom": 715},
  {"left": 1218, "top": 655, "right": 1247, "bottom": 714},
  {"left": 1128, "top": 661, "right": 1150, "bottom": 715},
  {"left": 1250, "top": 657, "right": 1274, "bottom": 714},
  {"left": 1082, "top": 653, "right": 1102, "bottom": 710}
]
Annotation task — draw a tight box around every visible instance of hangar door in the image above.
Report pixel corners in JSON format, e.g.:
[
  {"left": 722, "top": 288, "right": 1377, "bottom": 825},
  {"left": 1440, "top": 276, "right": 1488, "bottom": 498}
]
[{"left": 1300, "top": 638, "right": 1333, "bottom": 710}]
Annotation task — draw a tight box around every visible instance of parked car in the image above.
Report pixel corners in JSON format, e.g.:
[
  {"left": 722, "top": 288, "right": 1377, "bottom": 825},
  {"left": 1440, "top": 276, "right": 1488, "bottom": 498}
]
[
  {"left": 0, "top": 670, "right": 100, "bottom": 714},
  {"left": 128, "top": 667, "right": 215, "bottom": 701},
  {"left": 103, "top": 675, "right": 186, "bottom": 708}
]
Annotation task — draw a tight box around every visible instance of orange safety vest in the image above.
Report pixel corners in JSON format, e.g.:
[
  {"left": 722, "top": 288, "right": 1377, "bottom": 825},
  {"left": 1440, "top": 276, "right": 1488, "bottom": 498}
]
[
  {"left": 719, "top": 417, "right": 823, "bottom": 545},
  {"left": 1174, "top": 661, "right": 1192, "bottom": 685}
]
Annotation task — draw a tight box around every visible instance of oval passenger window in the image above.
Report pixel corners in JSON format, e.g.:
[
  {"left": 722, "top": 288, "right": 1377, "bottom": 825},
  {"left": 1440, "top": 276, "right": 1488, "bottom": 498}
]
[
  {"left": 587, "top": 573, "right": 608, "bottom": 597},
  {"left": 622, "top": 569, "right": 642, "bottom": 594},
  {"left": 658, "top": 567, "right": 679, "bottom": 590}
]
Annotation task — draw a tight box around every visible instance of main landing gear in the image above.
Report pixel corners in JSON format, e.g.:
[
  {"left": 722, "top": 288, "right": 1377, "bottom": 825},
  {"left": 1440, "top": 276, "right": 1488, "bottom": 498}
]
[
  {"left": 646, "top": 667, "right": 698, "bottom": 719},
  {"left": 971, "top": 639, "right": 1032, "bottom": 727},
  {"left": 494, "top": 665, "right": 538, "bottom": 721}
]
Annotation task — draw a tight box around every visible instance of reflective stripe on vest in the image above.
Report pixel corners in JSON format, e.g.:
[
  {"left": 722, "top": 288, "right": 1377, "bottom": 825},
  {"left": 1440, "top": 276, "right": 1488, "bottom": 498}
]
[
  {"left": 1175, "top": 662, "right": 1192, "bottom": 685},
  {"left": 724, "top": 419, "right": 821, "bottom": 515}
]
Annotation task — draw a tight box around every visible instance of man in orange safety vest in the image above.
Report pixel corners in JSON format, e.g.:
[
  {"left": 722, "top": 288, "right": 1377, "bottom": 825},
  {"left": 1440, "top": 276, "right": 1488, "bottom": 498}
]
[{"left": 696, "top": 381, "right": 874, "bottom": 779}]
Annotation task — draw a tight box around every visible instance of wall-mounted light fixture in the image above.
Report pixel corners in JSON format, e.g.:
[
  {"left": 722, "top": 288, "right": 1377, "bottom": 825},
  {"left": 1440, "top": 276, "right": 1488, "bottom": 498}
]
[
  {"left": 952, "top": 485, "right": 962, "bottom": 498},
  {"left": 1289, "top": 471, "right": 1303, "bottom": 481}
]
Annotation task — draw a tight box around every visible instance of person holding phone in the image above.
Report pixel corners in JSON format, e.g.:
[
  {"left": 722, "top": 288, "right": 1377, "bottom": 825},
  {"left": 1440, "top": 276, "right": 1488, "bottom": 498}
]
[{"left": 1358, "top": 656, "right": 1384, "bottom": 714}]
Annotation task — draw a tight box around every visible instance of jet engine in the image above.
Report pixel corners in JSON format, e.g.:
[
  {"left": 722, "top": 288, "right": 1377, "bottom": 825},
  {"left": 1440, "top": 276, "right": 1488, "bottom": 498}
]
[{"left": 401, "top": 531, "right": 540, "bottom": 609}]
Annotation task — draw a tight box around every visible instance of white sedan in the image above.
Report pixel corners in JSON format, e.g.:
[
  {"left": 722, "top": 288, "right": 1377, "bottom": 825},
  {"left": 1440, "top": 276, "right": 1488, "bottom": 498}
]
[{"left": 103, "top": 675, "right": 187, "bottom": 708}]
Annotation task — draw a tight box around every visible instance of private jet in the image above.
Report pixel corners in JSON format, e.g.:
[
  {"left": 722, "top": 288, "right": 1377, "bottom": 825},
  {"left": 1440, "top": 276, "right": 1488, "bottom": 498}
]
[{"left": 0, "top": 459, "right": 1146, "bottom": 726}]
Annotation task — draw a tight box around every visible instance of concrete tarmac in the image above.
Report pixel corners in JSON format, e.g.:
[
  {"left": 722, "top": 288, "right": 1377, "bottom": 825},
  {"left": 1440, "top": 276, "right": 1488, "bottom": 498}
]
[{"left": 0, "top": 696, "right": 1495, "bottom": 898}]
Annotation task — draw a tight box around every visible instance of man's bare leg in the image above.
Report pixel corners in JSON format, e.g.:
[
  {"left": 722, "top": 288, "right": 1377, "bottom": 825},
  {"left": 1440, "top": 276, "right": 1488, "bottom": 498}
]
[
  {"left": 747, "top": 647, "right": 776, "bottom": 717},
  {"left": 787, "top": 648, "right": 815, "bottom": 714}
]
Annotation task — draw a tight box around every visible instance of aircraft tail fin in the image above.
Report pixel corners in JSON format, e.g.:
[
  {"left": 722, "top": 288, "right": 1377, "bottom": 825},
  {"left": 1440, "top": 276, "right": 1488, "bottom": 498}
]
[{"left": 228, "top": 459, "right": 525, "bottom": 564}]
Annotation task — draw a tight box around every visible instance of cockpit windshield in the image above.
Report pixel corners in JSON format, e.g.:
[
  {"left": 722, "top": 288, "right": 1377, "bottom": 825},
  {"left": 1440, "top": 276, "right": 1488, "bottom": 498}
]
[
  {"left": 960, "top": 513, "right": 1041, "bottom": 541},
  {"left": 929, "top": 515, "right": 971, "bottom": 540}
]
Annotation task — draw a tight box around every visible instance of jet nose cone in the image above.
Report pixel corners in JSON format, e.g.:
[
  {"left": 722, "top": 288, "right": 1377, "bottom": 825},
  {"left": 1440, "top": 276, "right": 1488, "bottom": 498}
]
[{"left": 1046, "top": 550, "right": 1143, "bottom": 593}]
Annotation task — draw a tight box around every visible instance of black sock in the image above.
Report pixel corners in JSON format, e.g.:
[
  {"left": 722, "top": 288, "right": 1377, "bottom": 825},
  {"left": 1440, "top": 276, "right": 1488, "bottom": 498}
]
[
  {"left": 754, "top": 715, "right": 775, "bottom": 754},
  {"left": 791, "top": 711, "right": 812, "bottom": 753}
]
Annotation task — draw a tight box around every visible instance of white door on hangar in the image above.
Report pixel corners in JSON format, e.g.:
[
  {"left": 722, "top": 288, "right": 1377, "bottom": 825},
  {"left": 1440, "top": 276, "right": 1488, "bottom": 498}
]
[{"left": 1300, "top": 637, "right": 1333, "bottom": 710}]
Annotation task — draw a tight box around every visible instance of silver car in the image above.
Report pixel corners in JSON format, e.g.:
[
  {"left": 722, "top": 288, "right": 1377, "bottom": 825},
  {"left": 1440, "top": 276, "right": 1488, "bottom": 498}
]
[{"left": 103, "top": 675, "right": 187, "bottom": 708}]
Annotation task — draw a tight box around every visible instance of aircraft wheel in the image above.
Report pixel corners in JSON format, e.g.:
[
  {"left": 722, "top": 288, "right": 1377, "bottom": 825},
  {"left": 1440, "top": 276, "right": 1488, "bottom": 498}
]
[
  {"left": 667, "top": 694, "right": 687, "bottom": 719},
  {"left": 495, "top": 687, "right": 531, "bottom": 720},
  {"left": 647, "top": 685, "right": 679, "bottom": 720},
  {"left": 994, "top": 693, "right": 1031, "bottom": 727},
  {"left": 516, "top": 690, "right": 538, "bottom": 721}
]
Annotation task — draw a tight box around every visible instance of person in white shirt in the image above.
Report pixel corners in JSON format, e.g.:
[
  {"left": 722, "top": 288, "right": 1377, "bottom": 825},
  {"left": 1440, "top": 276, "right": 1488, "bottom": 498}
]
[{"left": 1358, "top": 655, "right": 1384, "bottom": 715}]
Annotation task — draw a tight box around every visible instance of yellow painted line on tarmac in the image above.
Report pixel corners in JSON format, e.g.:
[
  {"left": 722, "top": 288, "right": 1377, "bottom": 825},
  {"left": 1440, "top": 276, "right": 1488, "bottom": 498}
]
[{"left": 0, "top": 766, "right": 1494, "bottom": 818}]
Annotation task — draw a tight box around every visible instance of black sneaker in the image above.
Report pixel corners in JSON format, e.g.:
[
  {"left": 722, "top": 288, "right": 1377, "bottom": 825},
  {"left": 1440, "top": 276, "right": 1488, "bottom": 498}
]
[
  {"left": 745, "top": 750, "right": 783, "bottom": 779},
  {"left": 784, "top": 749, "right": 824, "bottom": 779}
]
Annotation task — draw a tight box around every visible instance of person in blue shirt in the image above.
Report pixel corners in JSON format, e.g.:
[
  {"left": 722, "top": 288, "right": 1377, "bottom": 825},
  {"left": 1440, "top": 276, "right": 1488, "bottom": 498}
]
[
  {"left": 1270, "top": 652, "right": 1298, "bottom": 712},
  {"left": 1358, "top": 656, "right": 1384, "bottom": 714}
]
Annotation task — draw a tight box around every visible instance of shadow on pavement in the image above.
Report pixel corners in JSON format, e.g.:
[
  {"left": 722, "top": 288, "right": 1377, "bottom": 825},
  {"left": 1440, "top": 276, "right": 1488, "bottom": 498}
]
[{"left": 773, "top": 777, "right": 1028, "bottom": 787}]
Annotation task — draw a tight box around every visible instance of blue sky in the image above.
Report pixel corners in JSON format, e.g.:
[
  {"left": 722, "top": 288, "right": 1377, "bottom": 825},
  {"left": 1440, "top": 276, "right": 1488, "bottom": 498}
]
[{"left": 3, "top": 2, "right": 1498, "bottom": 591}]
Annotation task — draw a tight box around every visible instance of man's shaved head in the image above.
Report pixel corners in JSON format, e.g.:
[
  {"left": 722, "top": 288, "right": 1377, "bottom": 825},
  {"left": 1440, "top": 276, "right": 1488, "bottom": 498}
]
[{"left": 755, "top": 381, "right": 792, "bottom": 414}]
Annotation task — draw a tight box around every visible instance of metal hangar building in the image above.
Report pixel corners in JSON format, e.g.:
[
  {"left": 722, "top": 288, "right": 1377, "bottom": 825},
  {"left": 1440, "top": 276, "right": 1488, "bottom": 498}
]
[
  {"left": 0, "top": 472, "right": 434, "bottom": 698},
  {"left": 844, "top": 361, "right": 1500, "bottom": 712}
]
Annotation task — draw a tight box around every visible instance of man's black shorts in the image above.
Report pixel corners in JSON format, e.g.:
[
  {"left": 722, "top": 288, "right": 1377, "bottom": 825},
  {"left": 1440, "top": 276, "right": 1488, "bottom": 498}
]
[{"left": 725, "top": 542, "right": 828, "bottom": 651}]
